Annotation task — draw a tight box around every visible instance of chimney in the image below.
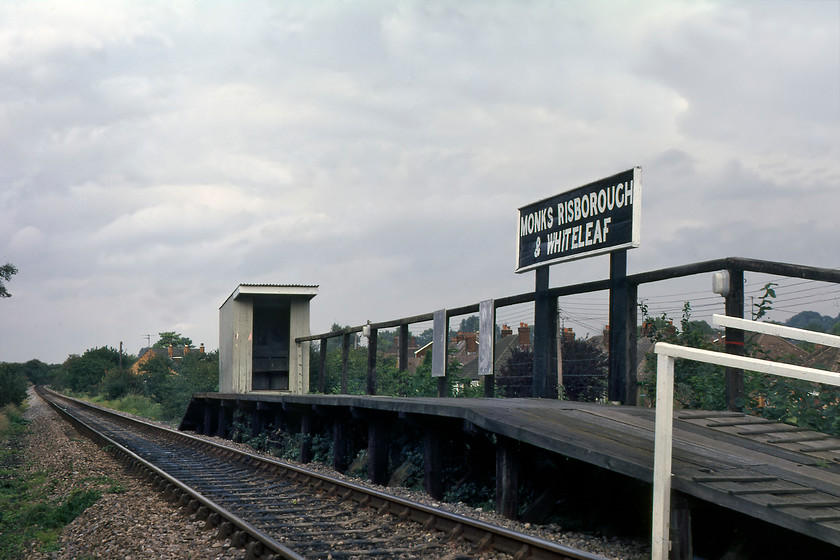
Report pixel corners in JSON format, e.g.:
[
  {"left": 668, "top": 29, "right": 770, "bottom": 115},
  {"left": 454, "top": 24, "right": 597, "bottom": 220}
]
[
  {"left": 200, "top": 343, "right": 205, "bottom": 354},
  {"left": 184, "top": 344, "right": 190, "bottom": 356},
  {"left": 501, "top": 324, "right": 513, "bottom": 338},
  {"left": 465, "top": 332, "right": 477, "bottom": 353},
  {"left": 168, "top": 343, "right": 174, "bottom": 358},
  {"left": 518, "top": 322, "right": 531, "bottom": 349},
  {"left": 562, "top": 328, "right": 575, "bottom": 343}
]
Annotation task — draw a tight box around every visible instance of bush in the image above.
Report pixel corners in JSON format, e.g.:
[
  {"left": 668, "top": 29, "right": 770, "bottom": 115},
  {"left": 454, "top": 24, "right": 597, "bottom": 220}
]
[{"left": 0, "top": 363, "right": 27, "bottom": 408}]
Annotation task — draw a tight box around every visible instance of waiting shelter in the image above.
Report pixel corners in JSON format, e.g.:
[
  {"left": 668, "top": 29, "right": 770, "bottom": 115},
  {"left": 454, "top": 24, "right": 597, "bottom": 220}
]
[{"left": 219, "top": 284, "right": 317, "bottom": 394}]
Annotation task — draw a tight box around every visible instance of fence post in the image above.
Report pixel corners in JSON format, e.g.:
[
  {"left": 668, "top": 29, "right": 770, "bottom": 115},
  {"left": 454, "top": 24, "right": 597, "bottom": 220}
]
[
  {"left": 625, "top": 281, "right": 639, "bottom": 405},
  {"left": 341, "top": 331, "right": 351, "bottom": 394},
  {"left": 366, "top": 327, "right": 378, "bottom": 395},
  {"left": 609, "top": 249, "right": 629, "bottom": 403},
  {"left": 399, "top": 324, "right": 409, "bottom": 396},
  {"left": 533, "top": 266, "right": 556, "bottom": 398},
  {"left": 725, "top": 269, "right": 745, "bottom": 411},
  {"left": 318, "top": 337, "right": 327, "bottom": 394}
]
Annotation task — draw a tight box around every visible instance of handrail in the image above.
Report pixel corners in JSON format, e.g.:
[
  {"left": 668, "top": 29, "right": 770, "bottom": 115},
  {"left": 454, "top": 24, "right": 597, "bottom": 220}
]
[{"left": 650, "top": 319, "right": 840, "bottom": 560}]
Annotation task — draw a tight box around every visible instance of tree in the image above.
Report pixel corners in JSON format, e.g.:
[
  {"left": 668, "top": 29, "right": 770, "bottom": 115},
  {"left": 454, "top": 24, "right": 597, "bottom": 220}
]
[
  {"left": 157, "top": 350, "right": 219, "bottom": 421},
  {"left": 561, "top": 338, "right": 607, "bottom": 402},
  {"left": 153, "top": 332, "right": 193, "bottom": 348},
  {"left": 0, "top": 363, "right": 27, "bottom": 407},
  {"left": 0, "top": 263, "right": 17, "bottom": 298},
  {"left": 457, "top": 315, "right": 480, "bottom": 333},
  {"left": 497, "top": 346, "right": 534, "bottom": 398},
  {"left": 22, "top": 359, "right": 57, "bottom": 385},
  {"left": 138, "top": 354, "right": 174, "bottom": 400},
  {"left": 62, "top": 347, "right": 122, "bottom": 393}
]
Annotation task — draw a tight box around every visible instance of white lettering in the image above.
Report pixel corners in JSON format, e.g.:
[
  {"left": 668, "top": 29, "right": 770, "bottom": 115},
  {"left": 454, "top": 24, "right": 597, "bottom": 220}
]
[
  {"left": 597, "top": 189, "right": 606, "bottom": 214},
  {"left": 593, "top": 219, "right": 603, "bottom": 244},
  {"left": 603, "top": 217, "right": 611, "bottom": 240},
  {"left": 574, "top": 198, "right": 581, "bottom": 221},
  {"left": 584, "top": 221, "right": 593, "bottom": 246}
]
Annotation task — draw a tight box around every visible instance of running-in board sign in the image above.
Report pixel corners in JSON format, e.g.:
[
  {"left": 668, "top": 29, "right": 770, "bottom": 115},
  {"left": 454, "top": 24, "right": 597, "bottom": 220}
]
[{"left": 515, "top": 167, "right": 641, "bottom": 273}]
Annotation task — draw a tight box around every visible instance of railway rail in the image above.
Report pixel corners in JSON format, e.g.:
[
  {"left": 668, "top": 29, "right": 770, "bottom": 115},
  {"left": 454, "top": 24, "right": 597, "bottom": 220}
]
[{"left": 36, "top": 387, "right": 609, "bottom": 560}]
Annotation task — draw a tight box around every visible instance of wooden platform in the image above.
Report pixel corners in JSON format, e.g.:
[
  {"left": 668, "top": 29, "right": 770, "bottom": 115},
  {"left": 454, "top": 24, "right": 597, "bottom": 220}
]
[{"left": 181, "top": 393, "right": 840, "bottom": 547}]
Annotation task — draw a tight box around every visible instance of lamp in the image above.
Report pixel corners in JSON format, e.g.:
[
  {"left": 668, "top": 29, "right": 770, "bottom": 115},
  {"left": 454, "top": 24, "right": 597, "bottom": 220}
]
[{"left": 712, "top": 271, "right": 730, "bottom": 296}]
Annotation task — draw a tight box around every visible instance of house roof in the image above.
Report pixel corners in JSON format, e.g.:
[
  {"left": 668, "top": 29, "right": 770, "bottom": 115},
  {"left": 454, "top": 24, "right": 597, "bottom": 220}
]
[
  {"left": 803, "top": 345, "right": 840, "bottom": 372},
  {"left": 460, "top": 334, "right": 521, "bottom": 380}
]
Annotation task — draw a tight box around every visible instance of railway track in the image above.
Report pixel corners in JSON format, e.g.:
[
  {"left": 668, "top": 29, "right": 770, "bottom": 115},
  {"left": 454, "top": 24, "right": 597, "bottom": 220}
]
[{"left": 36, "top": 387, "right": 608, "bottom": 560}]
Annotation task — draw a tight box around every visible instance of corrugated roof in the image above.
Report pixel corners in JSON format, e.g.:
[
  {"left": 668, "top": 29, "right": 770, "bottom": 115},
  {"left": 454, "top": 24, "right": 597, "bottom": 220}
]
[
  {"left": 221, "top": 284, "right": 319, "bottom": 307},
  {"left": 239, "top": 283, "right": 319, "bottom": 288}
]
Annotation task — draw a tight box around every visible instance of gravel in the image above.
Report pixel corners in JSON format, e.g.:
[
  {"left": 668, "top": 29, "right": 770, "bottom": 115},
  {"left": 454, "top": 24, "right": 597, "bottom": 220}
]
[{"left": 20, "top": 388, "right": 649, "bottom": 559}]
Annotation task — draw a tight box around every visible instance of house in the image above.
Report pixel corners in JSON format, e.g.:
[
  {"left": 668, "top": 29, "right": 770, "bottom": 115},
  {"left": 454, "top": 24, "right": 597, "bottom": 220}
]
[
  {"left": 131, "top": 343, "right": 205, "bottom": 374},
  {"left": 459, "top": 323, "right": 532, "bottom": 380}
]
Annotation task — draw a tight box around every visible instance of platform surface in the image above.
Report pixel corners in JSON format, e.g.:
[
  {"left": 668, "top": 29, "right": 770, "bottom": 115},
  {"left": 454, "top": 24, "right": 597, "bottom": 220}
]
[{"left": 187, "top": 393, "right": 840, "bottom": 546}]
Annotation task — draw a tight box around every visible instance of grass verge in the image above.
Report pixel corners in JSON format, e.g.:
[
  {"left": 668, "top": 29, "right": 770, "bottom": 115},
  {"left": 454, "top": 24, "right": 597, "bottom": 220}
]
[{"left": 0, "top": 403, "right": 122, "bottom": 559}]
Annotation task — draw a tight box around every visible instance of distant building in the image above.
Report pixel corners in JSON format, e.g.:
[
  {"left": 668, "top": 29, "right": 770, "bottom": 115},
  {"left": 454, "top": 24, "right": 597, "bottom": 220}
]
[
  {"left": 131, "top": 343, "right": 205, "bottom": 374},
  {"left": 459, "top": 323, "right": 532, "bottom": 380}
]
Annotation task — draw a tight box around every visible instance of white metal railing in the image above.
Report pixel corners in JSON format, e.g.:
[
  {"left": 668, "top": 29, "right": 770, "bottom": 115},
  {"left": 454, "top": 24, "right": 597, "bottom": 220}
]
[{"left": 651, "top": 314, "right": 840, "bottom": 560}]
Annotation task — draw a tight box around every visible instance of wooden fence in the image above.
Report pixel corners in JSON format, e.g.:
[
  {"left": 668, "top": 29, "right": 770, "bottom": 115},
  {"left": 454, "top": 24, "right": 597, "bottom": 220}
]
[{"left": 296, "top": 257, "right": 840, "bottom": 409}]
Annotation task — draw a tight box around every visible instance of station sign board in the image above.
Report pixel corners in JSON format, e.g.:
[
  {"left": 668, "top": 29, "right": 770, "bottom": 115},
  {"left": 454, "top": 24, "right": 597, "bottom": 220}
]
[{"left": 516, "top": 167, "right": 641, "bottom": 273}]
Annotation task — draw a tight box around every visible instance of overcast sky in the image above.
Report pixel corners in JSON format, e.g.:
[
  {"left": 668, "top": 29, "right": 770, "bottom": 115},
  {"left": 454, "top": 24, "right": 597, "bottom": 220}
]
[{"left": 1, "top": 0, "right": 838, "bottom": 364}]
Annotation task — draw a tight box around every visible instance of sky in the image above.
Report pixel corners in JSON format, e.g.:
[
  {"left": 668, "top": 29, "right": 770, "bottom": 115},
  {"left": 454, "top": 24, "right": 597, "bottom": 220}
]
[{"left": 1, "top": 0, "right": 839, "bottom": 364}]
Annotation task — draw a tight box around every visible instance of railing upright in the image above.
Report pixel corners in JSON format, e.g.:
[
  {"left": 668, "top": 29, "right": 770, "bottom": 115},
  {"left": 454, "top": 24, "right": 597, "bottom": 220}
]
[{"left": 724, "top": 268, "right": 745, "bottom": 410}]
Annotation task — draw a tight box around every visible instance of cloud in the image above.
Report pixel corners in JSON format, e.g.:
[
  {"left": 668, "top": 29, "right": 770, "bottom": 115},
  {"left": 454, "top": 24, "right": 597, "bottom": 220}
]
[{"left": 0, "top": 1, "right": 837, "bottom": 363}]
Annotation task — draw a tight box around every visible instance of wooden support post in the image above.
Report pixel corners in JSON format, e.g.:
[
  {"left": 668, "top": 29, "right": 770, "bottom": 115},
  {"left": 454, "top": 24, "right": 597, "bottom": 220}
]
[
  {"left": 496, "top": 435, "right": 520, "bottom": 519},
  {"left": 299, "top": 411, "right": 312, "bottom": 463},
  {"left": 250, "top": 407, "right": 260, "bottom": 439},
  {"left": 533, "top": 266, "right": 552, "bottom": 398},
  {"left": 341, "top": 332, "right": 351, "bottom": 395},
  {"left": 670, "top": 493, "right": 693, "bottom": 560},
  {"left": 368, "top": 417, "right": 389, "bottom": 485},
  {"left": 609, "top": 249, "right": 629, "bottom": 403},
  {"left": 216, "top": 402, "right": 230, "bottom": 438},
  {"left": 725, "top": 269, "right": 745, "bottom": 411},
  {"left": 366, "top": 327, "right": 378, "bottom": 395},
  {"left": 333, "top": 416, "right": 348, "bottom": 473},
  {"left": 202, "top": 400, "right": 213, "bottom": 436},
  {"left": 423, "top": 429, "right": 443, "bottom": 500},
  {"left": 318, "top": 337, "right": 328, "bottom": 394}
]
